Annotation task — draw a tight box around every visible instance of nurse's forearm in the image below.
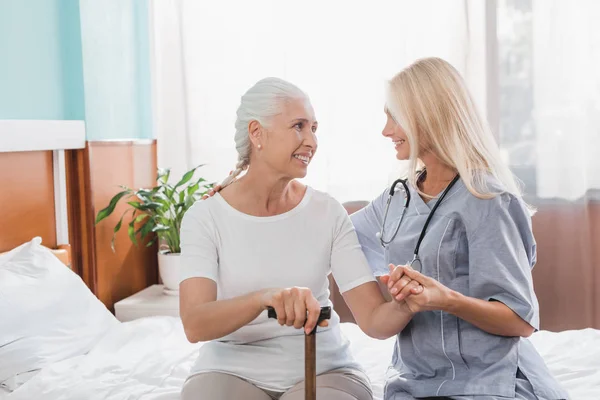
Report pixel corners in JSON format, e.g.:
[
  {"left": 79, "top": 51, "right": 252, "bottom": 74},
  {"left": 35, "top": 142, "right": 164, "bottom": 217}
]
[{"left": 444, "top": 291, "right": 535, "bottom": 337}]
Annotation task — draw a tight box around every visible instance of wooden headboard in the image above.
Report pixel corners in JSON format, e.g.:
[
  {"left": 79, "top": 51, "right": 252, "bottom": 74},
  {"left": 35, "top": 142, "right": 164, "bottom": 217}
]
[
  {"left": 0, "top": 121, "right": 159, "bottom": 313},
  {"left": 0, "top": 150, "right": 58, "bottom": 251},
  {"left": 0, "top": 120, "right": 83, "bottom": 266}
]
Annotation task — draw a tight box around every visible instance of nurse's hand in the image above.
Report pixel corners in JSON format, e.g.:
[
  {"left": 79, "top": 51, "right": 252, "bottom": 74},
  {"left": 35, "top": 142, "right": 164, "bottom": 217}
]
[
  {"left": 202, "top": 185, "right": 222, "bottom": 199},
  {"left": 388, "top": 265, "right": 452, "bottom": 313},
  {"left": 380, "top": 264, "right": 423, "bottom": 305},
  {"left": 201, "top": 171, "right": 231, "bottom": 199}
]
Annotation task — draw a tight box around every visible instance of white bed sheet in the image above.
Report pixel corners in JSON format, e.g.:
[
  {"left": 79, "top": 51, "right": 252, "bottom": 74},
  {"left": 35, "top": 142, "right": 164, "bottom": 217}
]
[
  {"left": 343, "top": 323, "right": 600, "bottom": 400},
  {"left": 5, "top": 317, "right": 600, "bottom": 400}
]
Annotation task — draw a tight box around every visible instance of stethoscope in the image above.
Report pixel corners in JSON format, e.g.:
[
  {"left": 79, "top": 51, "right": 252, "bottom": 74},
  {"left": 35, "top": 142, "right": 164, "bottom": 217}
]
[{"left": 376, "top": 171, "right": 460, "bottom": 271}]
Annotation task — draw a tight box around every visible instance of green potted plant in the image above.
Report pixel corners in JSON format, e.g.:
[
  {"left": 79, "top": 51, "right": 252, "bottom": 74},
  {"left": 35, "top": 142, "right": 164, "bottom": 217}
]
[{"left": 95, "top": 165, "right": 213, "bottom": 295}]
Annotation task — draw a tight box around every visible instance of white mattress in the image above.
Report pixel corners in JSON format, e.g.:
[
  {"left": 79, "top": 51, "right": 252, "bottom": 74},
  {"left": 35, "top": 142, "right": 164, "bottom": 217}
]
[{"left": 4, "top": 317, "right": 600, "bottom": 399}]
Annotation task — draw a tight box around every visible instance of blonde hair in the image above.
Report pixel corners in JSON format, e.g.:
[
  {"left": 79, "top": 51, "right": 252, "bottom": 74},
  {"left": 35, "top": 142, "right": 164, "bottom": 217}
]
[
  {"left": 220, "top": 77, "right": 307, "bottom": 188},
  {"left": 386, "top": 57, "right": 526, "bottom": 203}
]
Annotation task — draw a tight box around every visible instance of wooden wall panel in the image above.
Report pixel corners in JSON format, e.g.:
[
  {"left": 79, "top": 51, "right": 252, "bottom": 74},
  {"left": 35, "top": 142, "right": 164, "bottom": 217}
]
[
  {"left": 592, "top": 206, "right": 600, "bottom": 331},
  {"left": 0, "top": 151, "right": 57, "bottom": 251},
  {"left": 87, "top": 140, "right": 158, "bottom": 312},
  {"left": 65, "top": 147, "right": 96, "bottom": 289},
  {"left": 532, "top": 202, "right": 600, "bottom": 331},
  {"left": 593, "top": 206, "right": 600, "bottom": 330}
]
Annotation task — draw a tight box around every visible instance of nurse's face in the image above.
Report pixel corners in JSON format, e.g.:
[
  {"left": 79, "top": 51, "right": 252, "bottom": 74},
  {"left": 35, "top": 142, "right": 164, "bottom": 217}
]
[{"left": 382, "top": 108, "right": 410, "bottom": 160}]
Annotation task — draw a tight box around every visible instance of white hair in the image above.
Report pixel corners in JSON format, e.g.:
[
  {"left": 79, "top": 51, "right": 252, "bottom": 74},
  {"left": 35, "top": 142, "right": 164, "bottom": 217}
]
[{"left": 220, "top": 77, "right": 307, "bottom": 188}]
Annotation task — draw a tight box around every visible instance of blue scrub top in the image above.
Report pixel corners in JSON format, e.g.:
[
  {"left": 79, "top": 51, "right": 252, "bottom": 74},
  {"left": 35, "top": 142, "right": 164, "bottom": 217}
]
[{"left": 351, "top": 174, "right": 569, "bottom": 400}]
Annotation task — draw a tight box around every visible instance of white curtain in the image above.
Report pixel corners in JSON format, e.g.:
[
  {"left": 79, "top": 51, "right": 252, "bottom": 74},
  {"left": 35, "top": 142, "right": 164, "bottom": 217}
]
[
  {"left": 151, "top": 0, "right": 478, "bottom": 203},
  {"left": 531, "top": 0, "right": 600, "bottom": 200},
  {"left": 498, "top": 0, "right": 600, "bottom": 201}
]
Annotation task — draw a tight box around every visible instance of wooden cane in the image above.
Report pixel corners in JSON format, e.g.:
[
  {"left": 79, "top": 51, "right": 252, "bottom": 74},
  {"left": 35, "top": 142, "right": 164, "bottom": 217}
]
[{"left": 267, "top": 306, "right": 331, "bottom": 400}]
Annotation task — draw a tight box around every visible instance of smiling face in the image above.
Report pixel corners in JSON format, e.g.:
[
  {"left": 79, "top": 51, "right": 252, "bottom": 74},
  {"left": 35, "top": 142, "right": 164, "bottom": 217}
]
[
  {"left": 251, "top": 97, "right": 318, "bottom": 179},
  {"left": 381, "top": 108, "right": 410, "bottom": 160}
]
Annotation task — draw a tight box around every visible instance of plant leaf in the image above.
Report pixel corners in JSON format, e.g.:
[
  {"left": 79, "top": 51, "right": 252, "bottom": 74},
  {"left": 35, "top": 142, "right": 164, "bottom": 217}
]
[
  {"left": 95, "top": 190, "right": 131, "bottom": 224},
  {"left": 152, "top": 224, "right": 170, "bottom": 233},
  {"left": 128, "top": 201, "right": 162, "bottom": 211},
  {"left": 173, "top": 166, "right": 201, "bottom": 190},
  {"left": 128, "top": 220, "right": 137, "bottom": 246},
  {"left": 157, "top": 168, "right": 171, "bottom": 184},
  {"left": 187, "top": 182, "right": 200, "bottom": 196},
  {"left": 165, "top": 186, "right": 175, "bottom": 202},
  {"left": 143, "top": 202, "right": 163, "bottom": 210},
  {"left": 139, "top": 186, "right": 161, "bottom": 196},
  {"left": 174, "top": 170, "right": 194, "bottom": 188},
  {"left": 135, "top": 214, "right": 149, "bottom": 223},
  {"left": 139, "top": 219, "right": 155, "bottom": 239},
  {"left": 153, "top": 197, "right": 170, "bottom": 211},
  {"left": 110, "top": 209, "right": 130, "bottom": 252},
  {"left": 114, "top": 212, "right": 125, "bottom": 233},
  {"left": 127, "top": 201, "right": 143, "bottom": 210},
  {"left": 136, "top": 189, "right": 153, "bottom": 200}
]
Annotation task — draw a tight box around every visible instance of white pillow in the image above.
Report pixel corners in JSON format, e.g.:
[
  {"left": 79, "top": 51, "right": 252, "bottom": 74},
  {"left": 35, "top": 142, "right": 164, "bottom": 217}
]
[{"left": 0, "top": 237, "right": 119, "bottom": 384}]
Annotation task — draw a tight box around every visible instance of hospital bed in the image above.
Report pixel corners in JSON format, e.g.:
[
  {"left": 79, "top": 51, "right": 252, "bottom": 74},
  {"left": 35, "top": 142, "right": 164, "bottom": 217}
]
[{"left": 1, "top": 236, "right": 599, "bottom": 400}]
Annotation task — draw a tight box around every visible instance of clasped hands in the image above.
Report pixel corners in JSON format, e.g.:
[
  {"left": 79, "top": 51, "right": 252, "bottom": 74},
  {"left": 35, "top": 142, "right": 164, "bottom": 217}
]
[{"left": 381, "top": 264, "right": 453, "bottom": 314}]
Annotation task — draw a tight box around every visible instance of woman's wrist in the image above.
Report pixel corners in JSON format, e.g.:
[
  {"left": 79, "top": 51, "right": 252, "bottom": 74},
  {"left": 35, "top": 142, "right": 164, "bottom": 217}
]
[
  {"left": 391, "top": 298, "right": 415, "bottom": 316},
  {"left": 252, "top": 289, "right": 270, "bottom": 312},
  {"left": 441, "top": 289, "right": 463, "bottom": 314}
]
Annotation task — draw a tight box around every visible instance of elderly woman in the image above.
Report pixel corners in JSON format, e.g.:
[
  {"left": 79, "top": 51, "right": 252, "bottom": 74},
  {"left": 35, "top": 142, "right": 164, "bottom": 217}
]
[{"left": 178, "top": 77, "right": 420, "bottom": 400}]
